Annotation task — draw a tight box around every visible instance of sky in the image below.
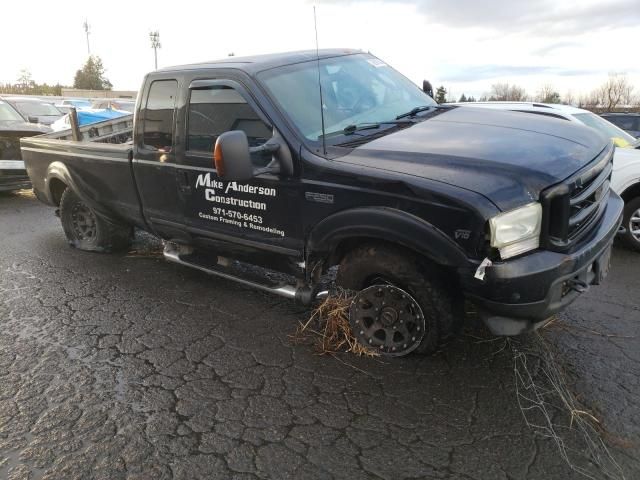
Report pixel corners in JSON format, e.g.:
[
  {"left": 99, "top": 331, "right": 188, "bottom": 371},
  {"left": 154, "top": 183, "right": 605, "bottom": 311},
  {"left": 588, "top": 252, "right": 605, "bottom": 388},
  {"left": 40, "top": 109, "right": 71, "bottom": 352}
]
[{"left": 1, "top": 0, "right": 639, "bottom": 100}]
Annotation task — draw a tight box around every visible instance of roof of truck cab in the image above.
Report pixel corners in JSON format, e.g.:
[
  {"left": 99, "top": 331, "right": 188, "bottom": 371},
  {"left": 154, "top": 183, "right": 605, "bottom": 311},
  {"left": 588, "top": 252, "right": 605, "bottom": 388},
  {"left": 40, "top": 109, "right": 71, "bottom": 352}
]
[{"left": 157, "top": 49, "right": 363, "bottom": 75}]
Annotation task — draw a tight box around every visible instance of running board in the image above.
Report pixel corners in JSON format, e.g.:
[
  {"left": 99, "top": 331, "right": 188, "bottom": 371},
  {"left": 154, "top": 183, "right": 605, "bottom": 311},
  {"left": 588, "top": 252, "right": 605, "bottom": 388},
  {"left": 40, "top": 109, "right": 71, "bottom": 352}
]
[{"left": 163, "top": 243, "right": 328, "bottom": 305}]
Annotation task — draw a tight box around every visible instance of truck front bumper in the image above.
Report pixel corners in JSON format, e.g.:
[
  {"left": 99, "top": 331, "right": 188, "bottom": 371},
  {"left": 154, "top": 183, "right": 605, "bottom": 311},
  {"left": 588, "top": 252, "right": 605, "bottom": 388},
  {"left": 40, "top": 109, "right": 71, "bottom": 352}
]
[
  {"left": 0, "top": 160, "right": 31, "bottom": 192},
  {"left": 461, "top": 191, "right": 624, "bottom": 335}
]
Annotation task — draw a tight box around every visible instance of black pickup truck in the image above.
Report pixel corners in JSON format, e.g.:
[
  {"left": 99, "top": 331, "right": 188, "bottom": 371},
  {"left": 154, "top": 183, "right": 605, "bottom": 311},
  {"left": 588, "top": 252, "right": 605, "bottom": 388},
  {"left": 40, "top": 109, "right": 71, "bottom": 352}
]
[{"left": 21, "top": 49, "right": 623, "bottom": 357}]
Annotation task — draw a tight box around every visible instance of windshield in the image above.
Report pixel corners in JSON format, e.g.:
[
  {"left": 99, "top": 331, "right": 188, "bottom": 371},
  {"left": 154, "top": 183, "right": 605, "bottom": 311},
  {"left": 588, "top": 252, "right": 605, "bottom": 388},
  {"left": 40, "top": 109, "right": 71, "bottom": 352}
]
[
  {"left": 258, "top": 54, "right": 436, "bottom": 142},
  {"left": 573, "top": 112, "right": 637, "bottom": 147},
  {"left": 0, "top": 102, "right": 24, "bottom": 122},
  {"left": 14, "top": 101, "right": 61, "bottom": 117}
]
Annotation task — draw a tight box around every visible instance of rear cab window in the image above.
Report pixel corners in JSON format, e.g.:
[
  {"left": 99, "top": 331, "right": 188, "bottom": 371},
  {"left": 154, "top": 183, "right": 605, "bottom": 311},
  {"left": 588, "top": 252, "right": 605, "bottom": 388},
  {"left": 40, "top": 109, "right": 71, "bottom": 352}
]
[{"left": 143, "top": 80, "right": 178, "bottom": 151}]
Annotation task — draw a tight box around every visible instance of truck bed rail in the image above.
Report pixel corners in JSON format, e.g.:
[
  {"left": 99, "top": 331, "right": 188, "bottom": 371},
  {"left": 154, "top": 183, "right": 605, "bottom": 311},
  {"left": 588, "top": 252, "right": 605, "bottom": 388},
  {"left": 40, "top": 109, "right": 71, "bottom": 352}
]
[{"left": 42, "top": 115, "right": 134, "bottom": 144}]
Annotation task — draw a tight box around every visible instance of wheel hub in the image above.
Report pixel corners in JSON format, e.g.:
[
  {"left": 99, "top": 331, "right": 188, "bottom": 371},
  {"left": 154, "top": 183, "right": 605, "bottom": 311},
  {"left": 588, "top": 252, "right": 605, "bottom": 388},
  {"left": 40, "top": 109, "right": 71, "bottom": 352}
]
[
  {"left": 349, "top": 284, "right": 426, "bottom": 357},
  {"left": 380, "top": 306, "right": 398, "bottom": 327}
]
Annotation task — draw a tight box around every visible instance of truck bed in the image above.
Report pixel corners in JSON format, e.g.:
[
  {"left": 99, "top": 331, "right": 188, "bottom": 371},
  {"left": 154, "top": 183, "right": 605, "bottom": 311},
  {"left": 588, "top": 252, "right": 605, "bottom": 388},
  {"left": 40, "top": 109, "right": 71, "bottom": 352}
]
[
  {"left": 44, "top": 114, "right": 134, "bottom": 143},
  {"left": 20, "top": 115, "right": 144, "bottom": 227}
]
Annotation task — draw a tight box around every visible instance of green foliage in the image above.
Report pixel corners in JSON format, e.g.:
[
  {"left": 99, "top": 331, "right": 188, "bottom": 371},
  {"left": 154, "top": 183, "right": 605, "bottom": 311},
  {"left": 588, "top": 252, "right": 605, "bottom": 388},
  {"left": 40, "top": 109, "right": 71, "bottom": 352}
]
[
  {"left": 435, "top": 85, "right": 447, "bottom": 104},
  {"left": 73, "top": 56, "right": 112, "bottom": 90},
  {"left": 458, "top": 93, "right": 467, "bottom": 102},
  {"left": 0, "top": 69, "right": 64, "bottom": 95}
]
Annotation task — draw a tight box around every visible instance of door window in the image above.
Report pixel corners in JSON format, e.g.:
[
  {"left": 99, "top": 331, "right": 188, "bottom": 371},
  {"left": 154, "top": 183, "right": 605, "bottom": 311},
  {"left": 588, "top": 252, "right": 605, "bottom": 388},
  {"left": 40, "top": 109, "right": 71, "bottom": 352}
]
[
  {"left": 187, "top": 86, "right": 272, "bottom": 166},
  {"left": 143, "top": 80, "right": 177, "bottom": 151}
]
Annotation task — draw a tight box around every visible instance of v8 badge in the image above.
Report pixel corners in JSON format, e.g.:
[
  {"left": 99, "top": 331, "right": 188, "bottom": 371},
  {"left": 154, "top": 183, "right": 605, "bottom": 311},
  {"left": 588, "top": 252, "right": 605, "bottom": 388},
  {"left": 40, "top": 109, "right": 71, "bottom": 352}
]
[{"left": 455, "top": 229, "right": 471, "bottom": 240}]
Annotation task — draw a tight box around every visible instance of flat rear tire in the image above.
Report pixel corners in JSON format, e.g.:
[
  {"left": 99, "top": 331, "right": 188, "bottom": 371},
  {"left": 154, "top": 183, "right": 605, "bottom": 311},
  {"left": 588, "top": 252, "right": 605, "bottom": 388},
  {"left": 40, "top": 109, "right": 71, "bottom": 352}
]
[{"left": 59, "top": 188, "right": 132, "bottom": 253}]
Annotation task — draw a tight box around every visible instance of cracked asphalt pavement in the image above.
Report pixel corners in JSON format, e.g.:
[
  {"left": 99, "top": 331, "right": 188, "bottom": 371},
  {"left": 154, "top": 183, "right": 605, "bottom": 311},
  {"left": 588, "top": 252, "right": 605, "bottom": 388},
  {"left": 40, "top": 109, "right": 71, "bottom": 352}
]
[{"left": 1, "top": 190, "right": 638, "bottom": 479}]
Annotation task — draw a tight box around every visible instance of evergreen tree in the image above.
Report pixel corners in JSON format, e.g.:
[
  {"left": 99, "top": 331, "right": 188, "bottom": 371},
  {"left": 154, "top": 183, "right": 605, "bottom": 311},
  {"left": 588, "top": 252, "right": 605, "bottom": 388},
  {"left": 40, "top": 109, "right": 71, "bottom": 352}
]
[
  {"left": 73, "top": 56, "right": 113, "bottom": 90},
  {"left": 458, "top": 93, "right": 468, "bottom": 102},
  {"left": 435, "top": 86, "right": 447, "bottom": 104}
]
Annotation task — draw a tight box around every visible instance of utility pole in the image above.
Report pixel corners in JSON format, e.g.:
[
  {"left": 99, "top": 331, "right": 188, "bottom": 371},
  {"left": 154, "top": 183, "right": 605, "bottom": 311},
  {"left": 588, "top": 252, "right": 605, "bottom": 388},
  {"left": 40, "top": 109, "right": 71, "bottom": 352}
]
[
  {"left": 149, "top": 31, "right": 161, "bottom": 70},
  {"left": 83, "top": 19, "right": 91, "bottom": 55}
]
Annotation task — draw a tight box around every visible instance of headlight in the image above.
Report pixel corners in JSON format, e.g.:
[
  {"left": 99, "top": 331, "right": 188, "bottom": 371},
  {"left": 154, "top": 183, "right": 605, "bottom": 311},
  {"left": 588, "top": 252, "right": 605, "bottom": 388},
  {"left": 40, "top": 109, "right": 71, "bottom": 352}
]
[{"left": 489, "top": 202, "right": 542, "bottom": 259}]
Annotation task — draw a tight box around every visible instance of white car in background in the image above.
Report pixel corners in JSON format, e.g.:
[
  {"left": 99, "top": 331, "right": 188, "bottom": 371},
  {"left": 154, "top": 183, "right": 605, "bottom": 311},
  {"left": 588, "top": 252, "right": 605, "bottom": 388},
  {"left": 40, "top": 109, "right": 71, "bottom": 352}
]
[{"left": 449, "top": 102, "right": 640, "bottom": 251}]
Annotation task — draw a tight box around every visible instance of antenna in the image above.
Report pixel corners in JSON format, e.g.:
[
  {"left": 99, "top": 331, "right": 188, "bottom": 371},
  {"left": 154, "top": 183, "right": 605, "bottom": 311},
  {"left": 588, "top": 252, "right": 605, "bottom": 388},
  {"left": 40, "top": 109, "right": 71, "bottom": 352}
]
[{"left": 313, "top": 6, "right": 327, "bottom": 156}]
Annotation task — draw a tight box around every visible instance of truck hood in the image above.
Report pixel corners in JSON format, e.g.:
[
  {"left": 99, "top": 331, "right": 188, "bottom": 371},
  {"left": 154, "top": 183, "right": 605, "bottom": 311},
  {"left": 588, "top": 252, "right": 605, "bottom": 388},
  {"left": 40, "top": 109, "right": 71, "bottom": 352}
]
[
  {"left": 0, "top": 120, "right": 51, "bottom": 134},
  {"left": 337, "top": 107, "right": 609, "bottom": 211}
]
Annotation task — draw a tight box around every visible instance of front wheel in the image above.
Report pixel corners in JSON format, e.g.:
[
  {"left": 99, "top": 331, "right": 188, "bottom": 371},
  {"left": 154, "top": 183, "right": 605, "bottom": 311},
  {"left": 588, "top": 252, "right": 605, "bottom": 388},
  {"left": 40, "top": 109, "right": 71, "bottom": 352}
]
[
  {"left": 336, "top": 244, "right": 463, "bottom": 357},
  {"left": 621, "top": 197, "right": 640, "bottom": 252},
  {"left": 59, "top": 188, "right": 132, "bottom": 252}
]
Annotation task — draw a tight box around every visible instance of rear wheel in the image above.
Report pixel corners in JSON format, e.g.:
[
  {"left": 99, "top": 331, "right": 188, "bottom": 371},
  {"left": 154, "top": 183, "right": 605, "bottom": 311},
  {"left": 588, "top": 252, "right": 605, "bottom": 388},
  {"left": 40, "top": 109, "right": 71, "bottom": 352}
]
[
  {"left": 59, "top": 188, "right": 132, "bottom": 252},
  {"left": 622, "top": 197, "right": 640, "bottom": 252},
  {"left": 336, "top": 244, "right": 462, "bottom": 356}
]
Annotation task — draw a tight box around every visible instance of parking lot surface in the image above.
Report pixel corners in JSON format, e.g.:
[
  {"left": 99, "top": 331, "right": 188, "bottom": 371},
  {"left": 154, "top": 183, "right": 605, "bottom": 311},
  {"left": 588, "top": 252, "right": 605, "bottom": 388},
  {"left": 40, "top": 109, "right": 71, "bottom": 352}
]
[{"left": 1, "top": 190, "right": 638, "bottom": 480}]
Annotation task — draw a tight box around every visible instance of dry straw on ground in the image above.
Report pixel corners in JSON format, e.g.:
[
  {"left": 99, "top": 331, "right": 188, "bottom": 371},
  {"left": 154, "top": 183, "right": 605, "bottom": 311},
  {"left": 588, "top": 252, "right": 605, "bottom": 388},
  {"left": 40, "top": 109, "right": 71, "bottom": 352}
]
[
  {"left": 293, "top": 291, "right": 379, "bottom": 357},
  {"left": 511, "top": 330, "right": 625, "bottom": 480}
]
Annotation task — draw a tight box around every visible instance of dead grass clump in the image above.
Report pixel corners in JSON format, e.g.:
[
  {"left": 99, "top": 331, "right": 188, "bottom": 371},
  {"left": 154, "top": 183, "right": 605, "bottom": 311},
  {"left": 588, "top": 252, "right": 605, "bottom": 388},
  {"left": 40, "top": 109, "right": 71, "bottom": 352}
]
[
  {"left": 512, "top": 332, "right": 625, "bottom": 480},
  {"left": 293, "top": 291, "right": 379, "bottom": 357}
]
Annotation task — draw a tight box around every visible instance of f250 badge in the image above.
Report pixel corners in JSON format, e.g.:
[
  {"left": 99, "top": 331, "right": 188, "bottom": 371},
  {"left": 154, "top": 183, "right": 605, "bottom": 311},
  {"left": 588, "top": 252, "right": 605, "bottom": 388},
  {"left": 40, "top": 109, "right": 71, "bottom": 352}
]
[
  {"left": 455, "top": 229, "right": 471, "bottom": 240},
  {"left": 305, "top": 192, "right": 334, "bottom": 204}
]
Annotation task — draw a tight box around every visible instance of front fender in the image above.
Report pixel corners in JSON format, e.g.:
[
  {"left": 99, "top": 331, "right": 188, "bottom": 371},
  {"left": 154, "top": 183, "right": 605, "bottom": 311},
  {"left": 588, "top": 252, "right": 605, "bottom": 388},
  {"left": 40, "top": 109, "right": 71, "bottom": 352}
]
[{"left": 306, "top": 206, "right": 469, "bottom": 267}]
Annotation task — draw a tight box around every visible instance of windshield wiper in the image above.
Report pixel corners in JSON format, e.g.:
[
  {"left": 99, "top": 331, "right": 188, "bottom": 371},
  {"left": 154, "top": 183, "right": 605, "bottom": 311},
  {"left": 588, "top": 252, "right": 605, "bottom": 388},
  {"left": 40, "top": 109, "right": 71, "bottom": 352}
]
[
  {"left": 395, "top": 105, "right": 434, "bottom": 120},
  {"left": 320, "top": 121, "right": 412, "bottom": 139}
]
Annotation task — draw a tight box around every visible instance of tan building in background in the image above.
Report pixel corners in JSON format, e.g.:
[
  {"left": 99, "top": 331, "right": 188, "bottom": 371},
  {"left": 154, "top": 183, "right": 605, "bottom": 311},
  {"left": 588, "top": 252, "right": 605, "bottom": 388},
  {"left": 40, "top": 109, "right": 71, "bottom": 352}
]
[{"left": 61, "top": 88, "right": 137, "bottom": 99}]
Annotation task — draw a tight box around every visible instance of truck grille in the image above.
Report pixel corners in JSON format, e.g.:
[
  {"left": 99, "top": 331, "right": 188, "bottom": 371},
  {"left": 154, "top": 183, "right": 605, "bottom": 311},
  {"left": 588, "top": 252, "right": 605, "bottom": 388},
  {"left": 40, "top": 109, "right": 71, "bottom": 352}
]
[{"left": 541, "top": 144, "right": 614, "bottom": 251}]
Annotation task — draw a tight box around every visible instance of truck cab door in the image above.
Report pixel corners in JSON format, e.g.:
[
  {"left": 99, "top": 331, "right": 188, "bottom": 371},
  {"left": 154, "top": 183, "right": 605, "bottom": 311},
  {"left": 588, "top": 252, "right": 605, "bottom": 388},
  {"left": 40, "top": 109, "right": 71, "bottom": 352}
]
[
  {"left": 176, "top": 79, "right": 304, "bottom": 274},
  {"left": 132, "top": 78, "right": 186, "bottom": 240}
]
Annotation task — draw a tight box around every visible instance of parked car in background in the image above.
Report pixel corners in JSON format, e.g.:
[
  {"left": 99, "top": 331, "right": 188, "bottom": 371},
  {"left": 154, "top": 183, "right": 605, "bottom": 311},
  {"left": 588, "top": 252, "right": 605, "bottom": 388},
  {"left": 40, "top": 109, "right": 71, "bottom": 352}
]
[
  {"left": 601, "top": 113, "right": 640, "bottom": 139},
  {"left": 59, "top": 99, "right": 91, "bottom": 109},
  {"left": 448, "top": 101, "right": 640, "bottom": 251},
  {"left": 51, "top": 108, "right": 131, "bottom": 132},
  {"left": 0, "top": 96, "right": 64, "bottom": 126},
  {"left": 54, "top": 99, "right": 92, "bottom": 116},
  {"left": 90, "top": 99, "right": 136, "bottom": 113},
  {"left": 0, "top": 99, "right": 50, "bottom": 192}
]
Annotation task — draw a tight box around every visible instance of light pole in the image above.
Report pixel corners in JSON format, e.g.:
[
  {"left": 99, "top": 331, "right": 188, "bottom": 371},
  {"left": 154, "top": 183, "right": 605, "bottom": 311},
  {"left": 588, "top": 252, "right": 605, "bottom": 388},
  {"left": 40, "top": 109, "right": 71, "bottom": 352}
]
[
  {"left": 83, "top": 19, "right": 91, "bottom": 55},
  {"left": 149, "top": 31, "right": 161, "bottom": 70}
]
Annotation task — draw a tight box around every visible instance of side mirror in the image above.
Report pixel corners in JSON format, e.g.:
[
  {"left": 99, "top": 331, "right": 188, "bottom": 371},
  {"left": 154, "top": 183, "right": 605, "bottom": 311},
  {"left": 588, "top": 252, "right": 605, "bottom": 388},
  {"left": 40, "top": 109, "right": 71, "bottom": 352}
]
[
  {"left": 28, "top": 115, "right": 39, "bottom": 124},
  {"left": 214, "top": 131, "right": 254, "bottom": 181},
  {"left": 213, "top": 130, "right": 291, "bottom": 181},
  {"left": 422, "top": 80, "right": 434, "bottom": 98}
]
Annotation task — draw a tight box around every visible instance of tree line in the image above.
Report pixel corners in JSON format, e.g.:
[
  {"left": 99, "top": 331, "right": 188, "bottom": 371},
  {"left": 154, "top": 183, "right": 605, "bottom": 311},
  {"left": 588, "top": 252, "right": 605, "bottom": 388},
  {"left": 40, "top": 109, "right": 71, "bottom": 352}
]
[
  {"left": 435, "top": 73, "right": 640, "bottom": 112},
  {"left": 0, "top": 56, "right": 112, "bottom": 96},
  {"left": 2, "top": 58, "right": 638, "bottom": 114}
]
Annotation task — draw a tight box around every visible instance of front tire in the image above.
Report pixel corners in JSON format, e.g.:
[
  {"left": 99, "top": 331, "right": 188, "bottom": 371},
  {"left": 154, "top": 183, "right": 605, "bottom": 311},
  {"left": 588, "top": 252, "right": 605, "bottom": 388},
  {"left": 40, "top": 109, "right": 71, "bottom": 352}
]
[
  {"left": 59, "top": 188, "right": 132, "bottom": 252},
  {"left": 622, "top": 197, "right": 640, "bottom": 252},
  {"left": 336, "top": 244, "right": 462, "bottom": 356}
]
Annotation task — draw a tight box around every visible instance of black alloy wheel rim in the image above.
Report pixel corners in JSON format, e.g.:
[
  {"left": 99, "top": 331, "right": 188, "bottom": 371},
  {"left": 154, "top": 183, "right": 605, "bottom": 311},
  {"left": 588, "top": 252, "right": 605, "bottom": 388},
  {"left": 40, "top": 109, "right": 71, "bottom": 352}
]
[{"left": 349, "top": 284, "right": 426, "bottom": 357}]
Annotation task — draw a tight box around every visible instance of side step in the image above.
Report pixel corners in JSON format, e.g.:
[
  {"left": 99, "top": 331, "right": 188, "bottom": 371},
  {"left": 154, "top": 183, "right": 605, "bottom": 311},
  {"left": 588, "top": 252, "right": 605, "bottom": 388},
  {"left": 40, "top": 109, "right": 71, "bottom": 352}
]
[{"left": 163, "top": 242, "right": 328, "bottom": 305}]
